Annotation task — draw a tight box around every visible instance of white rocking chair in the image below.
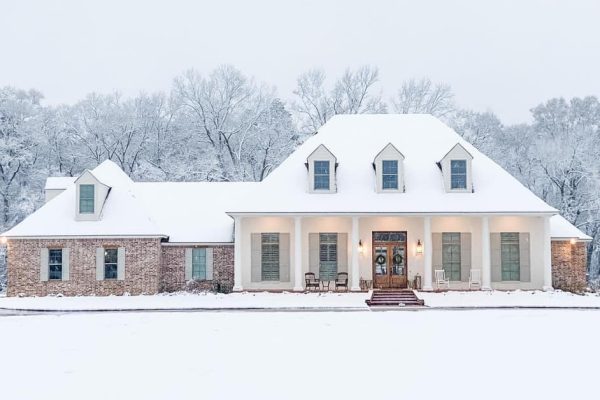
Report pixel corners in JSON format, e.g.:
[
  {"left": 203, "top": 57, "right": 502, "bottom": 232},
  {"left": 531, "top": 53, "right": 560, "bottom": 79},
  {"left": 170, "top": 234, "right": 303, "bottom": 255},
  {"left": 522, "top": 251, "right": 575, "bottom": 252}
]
[
  {"left": 469, "top": 269, "right": 482, "bottom": 290},
  {"left": 434, "top": 269, "right": 450, "bottom": 290}
]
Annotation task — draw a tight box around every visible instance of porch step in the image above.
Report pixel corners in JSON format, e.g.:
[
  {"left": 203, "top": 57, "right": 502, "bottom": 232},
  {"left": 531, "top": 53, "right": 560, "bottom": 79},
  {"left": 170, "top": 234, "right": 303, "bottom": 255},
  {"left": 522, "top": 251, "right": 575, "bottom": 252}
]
[{"left": 366, "top": 290, "right": 425, "bottom": 307}]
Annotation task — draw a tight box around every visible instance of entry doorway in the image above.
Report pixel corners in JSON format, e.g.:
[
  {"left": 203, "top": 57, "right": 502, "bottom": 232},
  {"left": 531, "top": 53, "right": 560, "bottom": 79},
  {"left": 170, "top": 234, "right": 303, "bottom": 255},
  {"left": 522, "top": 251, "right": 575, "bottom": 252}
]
[{"left": 372, "top": 231, "right": 408, "bottom": 289}]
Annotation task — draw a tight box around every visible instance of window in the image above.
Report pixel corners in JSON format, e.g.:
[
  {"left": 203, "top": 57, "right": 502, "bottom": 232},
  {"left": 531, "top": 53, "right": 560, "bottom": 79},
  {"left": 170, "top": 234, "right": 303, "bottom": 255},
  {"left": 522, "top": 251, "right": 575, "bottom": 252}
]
[
  {"left": 48, "top": 249, "right": 62, "bottom": 280},
  {"left": 79, "top": 184, "right": 95, "bottom": 213},
  {"left": 382, "top": 160, "right": 398, "bottom": 190},
  {"left": 442, "top": 233, "right": 461, "bottom": 281},
  {"left": 450, "top": 160, "right": 467, "bottom": 189},
  {"left": 104, "top": 248, "right": 118, "bottom": 280},
  {"left": 261, "top": 233, "right": 280, "bottom": 281},
  {"left": 319, "top": 233, "right": 337, "bottom": 280},
  {"left": 501, "top": 233, "right": 520, "bottom": 281},
  {"left": 192, "top": 248, "right": 207, "bottom": 280},
  {"left": 314, "top": 161, "right": 330, "bottom": 190}
]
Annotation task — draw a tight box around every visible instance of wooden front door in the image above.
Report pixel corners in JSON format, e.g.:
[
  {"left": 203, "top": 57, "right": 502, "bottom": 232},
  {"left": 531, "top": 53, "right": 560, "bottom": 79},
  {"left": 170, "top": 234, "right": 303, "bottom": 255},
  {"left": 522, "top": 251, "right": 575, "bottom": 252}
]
[{"left": 372, "top": 231, "right": 408, "bottom": 289}]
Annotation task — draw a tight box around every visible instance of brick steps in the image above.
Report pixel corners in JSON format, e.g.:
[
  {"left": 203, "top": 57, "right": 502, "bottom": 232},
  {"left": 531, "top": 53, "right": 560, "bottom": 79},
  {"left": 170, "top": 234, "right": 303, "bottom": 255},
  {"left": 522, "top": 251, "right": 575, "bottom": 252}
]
[{"left": 366, "top": 290, "right": 425, "bottom": 307}]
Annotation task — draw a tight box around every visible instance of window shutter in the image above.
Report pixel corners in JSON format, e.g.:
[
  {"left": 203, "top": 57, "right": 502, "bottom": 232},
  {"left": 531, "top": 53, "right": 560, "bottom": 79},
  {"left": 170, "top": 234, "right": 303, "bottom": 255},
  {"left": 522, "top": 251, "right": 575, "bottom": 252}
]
[
  {"left": 251, "top": 233, "right": 262, "bottom": 282},
  {"left": 337, "top": 233, "right": 348, "bottom": 273},
  {"left": 279, "top": 233, "right": 290, "bottom": 282},
  {"left": 309, "top": 233, "right": 319, "bottom": 274},
  {"left": 206, "top": 248, "right": 214, "bottom": 280},
  {"left": 62, "top": 248, "right": 70, "bottom": 281},
  {"left": 96, "top": 248, "right": 105, "bottom": 280},
  {"left": 117, "top": 247, "right": 125, "bottom": 280},
  {"left": 519, "top": 233, "right": 531, "bottom": 282},
  {"left": 184, "top": 248, "right": 193, "bottom": 281},
  {"left": 491, "top": 233, "right": 501, "bottom": 282},
  {"left": 432, "top": 233, "right": 442, "bottom": 276},
  {"left": 40, "top": 248, "right": 49, "bottom": 281},
  {"left": 460, "top": 233, "right": 471, "bottom": 282}
]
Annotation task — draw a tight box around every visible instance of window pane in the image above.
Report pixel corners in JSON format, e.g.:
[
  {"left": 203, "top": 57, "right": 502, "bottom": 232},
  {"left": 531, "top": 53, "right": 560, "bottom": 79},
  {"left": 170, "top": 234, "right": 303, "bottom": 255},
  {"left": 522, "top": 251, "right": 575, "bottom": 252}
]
[
  {"left": 314, "top": 161, "right": 330, "bottom": 190},
  {"left": 319, "top": 233, "right": 337, "bottom": 280},
  {"left": 442, "top": 233, "right": 461, "bottom": 281},
  {"left": 382, "top": 160, "right": 398, "bottom": 174},
  {"left": 261, "top": 233, "right": 280, "bottom": 281},
  {"left": 450, "top": 160, "right": 467, "bottom": 189},
  {"left": 104, "top": 249, "right": 118, "bottom": 280},
  {"left": 192, "top": 248, "right": 207, "bottom": 280},
  {"left": 501, "top": 233, "right": 520, "bottom": 281},
  {"left": 382, "top": 160, "right": 398, "bottom": 190},
  {"left": 382, "top": 174, "right": 398, "bottom": 189},
  {"left": 79, "top": 184, "right": 95, "bottom": 213},
  {"left": 48, "top": 249, "right": 62, "bottom": 280}
]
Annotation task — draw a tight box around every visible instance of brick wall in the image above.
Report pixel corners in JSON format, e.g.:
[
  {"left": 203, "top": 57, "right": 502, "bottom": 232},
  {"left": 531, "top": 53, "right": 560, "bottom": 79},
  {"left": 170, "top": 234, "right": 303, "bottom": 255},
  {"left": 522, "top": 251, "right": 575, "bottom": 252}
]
[
  {"left": 7, "top": 238, "right": 162, "bottom": 297},
  {"left": 552, "top": 240, "right": 587, "bottom": 293},
  {"left": 159, "top": 245, "right": 234, "bottom": 293}
]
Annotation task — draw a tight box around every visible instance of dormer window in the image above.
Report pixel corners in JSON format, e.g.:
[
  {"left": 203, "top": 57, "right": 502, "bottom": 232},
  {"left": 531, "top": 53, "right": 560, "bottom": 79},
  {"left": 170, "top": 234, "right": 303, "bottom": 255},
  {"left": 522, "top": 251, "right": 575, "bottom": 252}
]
[
  {"left": 374, "top": 143, "right": 404, "bottom": 193},
  {"left": 450, "top": 160, "right": 467, "bottom": 189},
  {"left": 314, "top": 161, "right": 330, "bottom": 190},
  {"left": 439, "top": 143, "right": 473, "bottom": 193},
  {"left": 79, "top": 184, "right": 95, "bottom": 214},
  {"left": 306, "top": 144, "right": 337, "bottom": 193},
  {"left": 382, "top": 160, "right": 398, "bottom": 190}
]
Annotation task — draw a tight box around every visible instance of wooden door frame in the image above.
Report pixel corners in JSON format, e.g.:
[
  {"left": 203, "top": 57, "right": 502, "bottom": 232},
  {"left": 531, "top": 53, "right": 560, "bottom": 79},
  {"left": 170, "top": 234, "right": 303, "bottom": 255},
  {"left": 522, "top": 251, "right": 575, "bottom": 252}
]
[{"left": 372, "top": 231, "right": 408, "bottom": 289}]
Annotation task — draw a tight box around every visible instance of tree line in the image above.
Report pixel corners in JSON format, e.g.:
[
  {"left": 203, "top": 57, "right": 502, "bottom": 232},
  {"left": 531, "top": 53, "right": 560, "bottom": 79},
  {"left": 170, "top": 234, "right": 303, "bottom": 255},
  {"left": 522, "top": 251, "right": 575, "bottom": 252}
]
[{"left": 1, "top": 65, "right": 599, "bottom": 289}]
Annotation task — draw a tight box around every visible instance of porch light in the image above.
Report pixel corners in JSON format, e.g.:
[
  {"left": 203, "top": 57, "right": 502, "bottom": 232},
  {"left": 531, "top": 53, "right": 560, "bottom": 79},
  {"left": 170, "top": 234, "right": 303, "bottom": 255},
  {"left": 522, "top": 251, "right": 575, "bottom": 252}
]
[
  {"left": 570, "top": 238, "right": 577, "bottom": 245},
  {"left": 0, "top": 236, "right": 6, "bottom": 245},
  {"left": 416, "top": 239, "right": 423, "bottom": 254},
  {"left": 358, "top": 240, "right": 364, "bottom": 254}
]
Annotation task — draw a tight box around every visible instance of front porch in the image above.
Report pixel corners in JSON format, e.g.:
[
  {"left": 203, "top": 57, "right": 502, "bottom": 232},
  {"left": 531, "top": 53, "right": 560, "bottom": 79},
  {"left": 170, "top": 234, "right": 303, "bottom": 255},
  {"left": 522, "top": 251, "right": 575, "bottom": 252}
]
[{"left": 231, "top": 214, "right": 553, "bottom": 292}]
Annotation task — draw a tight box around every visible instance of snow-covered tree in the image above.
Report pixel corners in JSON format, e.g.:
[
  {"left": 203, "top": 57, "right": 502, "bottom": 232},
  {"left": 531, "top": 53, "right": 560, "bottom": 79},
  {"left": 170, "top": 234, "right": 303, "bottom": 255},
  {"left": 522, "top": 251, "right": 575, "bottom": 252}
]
[{"left": 392, "top": 78, "right": 455, "bottom": 118}]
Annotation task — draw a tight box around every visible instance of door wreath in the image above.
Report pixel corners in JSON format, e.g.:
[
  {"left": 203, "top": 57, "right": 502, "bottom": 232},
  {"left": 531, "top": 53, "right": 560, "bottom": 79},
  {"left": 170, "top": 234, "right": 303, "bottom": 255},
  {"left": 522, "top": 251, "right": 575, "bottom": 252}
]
[
  {"left": 375, "top": 254, "right": 386, "bottom": 265},
  {"left": 393, "top": 253, "right": 403, "bottom": 265}
]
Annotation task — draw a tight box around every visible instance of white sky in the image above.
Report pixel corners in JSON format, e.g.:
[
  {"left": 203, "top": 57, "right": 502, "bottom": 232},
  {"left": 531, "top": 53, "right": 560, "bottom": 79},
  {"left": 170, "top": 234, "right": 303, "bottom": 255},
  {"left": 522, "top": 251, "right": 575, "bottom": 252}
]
[{"left": 1, "top": 0, "right": 599, "bottom": 124}]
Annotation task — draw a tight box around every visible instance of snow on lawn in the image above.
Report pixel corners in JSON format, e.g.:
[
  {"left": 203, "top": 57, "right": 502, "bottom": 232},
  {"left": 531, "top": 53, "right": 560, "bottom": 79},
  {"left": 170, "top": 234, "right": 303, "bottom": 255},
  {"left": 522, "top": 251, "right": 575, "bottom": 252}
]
[
  {"left": 0, "top": 310, "right": 597, "bottom": 400},
  {"left": 419, "top": 290, "right": 600, "bottom": 308},
  {"left": 1, "top": 290, "right": 600, "bottom": 311},
  {"left": 0, "top": 291, "right": 370, "bottom": 311}
]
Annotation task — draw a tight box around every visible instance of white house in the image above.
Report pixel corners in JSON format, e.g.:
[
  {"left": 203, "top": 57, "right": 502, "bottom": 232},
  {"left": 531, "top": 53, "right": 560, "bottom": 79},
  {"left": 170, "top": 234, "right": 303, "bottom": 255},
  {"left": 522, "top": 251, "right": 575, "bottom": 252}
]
[{"left": 2, "top": 114, "right": 590, "bottom": 297}]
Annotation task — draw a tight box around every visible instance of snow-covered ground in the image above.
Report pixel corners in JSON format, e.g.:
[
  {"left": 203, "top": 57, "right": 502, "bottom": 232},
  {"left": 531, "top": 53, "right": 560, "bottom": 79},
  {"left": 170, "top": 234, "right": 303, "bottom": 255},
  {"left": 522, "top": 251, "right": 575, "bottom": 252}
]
[
  {"left": 1, "top": 290, "right": 600, "bottom": 311},
  {"left": 0, "top": 309, "right": 597, "bottom": 399}
]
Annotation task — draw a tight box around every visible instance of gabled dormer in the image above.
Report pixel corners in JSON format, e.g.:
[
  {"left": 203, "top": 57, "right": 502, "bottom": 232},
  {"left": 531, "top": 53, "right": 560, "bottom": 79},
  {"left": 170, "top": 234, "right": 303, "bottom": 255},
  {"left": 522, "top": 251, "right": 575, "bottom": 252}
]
[
  {"left": 373, "top": 143, "right": 405, "bottom": 193},
  {"left": 439, "top": 143, "right": 473, "bottom": 193},
  {"left": 75, "top": 170, "right": 111, "bottom": 221},
  {"left": 305, "top": 144, "right": 337, "bottom": 193}
]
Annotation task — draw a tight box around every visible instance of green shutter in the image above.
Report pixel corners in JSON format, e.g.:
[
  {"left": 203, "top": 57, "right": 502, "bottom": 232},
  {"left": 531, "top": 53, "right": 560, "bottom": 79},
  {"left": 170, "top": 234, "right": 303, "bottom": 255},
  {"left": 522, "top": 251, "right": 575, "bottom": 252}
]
[
  {"left": 40, "top": 248, "right": 49, "bottom": 282},
  {"left": 279, "top": 233, "right": 290, "bottom": 282},
  {"left": 432, "top": 233, "right": 442, "bottom": 277},
  {"left": 96, "top": 248, "right": 105, "bottom": 280},
  {"left": 491, "top": 233, "right": 502, "bottom": 282},
  {"left": 251, "top": 233, "right": 262, "bottom": 282},
  {"left": 62, "top": 248, "right": 70, "bottom": 281},
  {"left": 519, "top": 233, "right": 530, "bottom": 282},
  {"left": 337, "top": 233, "right": 348, "bottom": 273},
  {"left": 460, "top": 233, "right": 471, "bottom": 282},
  {"left": 117, "top": 247, "right": 125, "bottom": 280},
  {"left": 206, "top": 248, "right": 214, "bottom": 280},
  {"left": 309, "top": 233, "right": 319, "bottom": 274},
  {"left": 185, "top": 248, "right": 193, "bottom": 281}
]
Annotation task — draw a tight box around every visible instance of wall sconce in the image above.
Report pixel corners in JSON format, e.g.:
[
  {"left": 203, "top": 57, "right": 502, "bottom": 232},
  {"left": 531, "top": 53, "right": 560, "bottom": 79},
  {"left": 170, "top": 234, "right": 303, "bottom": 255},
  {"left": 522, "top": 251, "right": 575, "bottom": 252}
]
[
  {"left": 358, "top": 239, "right": 364, "bottom": 254},
  {"left": 0, "top": 236, "right": 6, "bottom": 245},
  {"left": 416, "top": 239, "right": 423, "bottom": 254},
  {"left": 570, "top": 238, "right": 577, "bottom": 245}
]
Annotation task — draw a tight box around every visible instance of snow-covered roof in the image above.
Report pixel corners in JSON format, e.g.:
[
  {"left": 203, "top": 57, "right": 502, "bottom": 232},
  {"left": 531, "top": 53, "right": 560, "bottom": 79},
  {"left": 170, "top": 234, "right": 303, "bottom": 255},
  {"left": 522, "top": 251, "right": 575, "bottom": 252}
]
[
  {"left": 4, "top": 114, "right": 588, "bottom": 243},
  {"left": 550, "top": 215, "right": 592, "bottom": 241},
  {"left": 44, "top": 177, "right": 76, "bottom": 190},
  {"left": 229, "top": 114, "right": 557, "bottom": 214}
]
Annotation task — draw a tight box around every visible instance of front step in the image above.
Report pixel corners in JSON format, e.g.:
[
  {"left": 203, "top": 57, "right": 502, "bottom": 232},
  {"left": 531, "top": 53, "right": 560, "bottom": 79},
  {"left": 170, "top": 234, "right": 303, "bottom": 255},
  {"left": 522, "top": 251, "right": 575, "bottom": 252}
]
[{"left": 366, "top": 290, "right": 425, "bottom": 307}]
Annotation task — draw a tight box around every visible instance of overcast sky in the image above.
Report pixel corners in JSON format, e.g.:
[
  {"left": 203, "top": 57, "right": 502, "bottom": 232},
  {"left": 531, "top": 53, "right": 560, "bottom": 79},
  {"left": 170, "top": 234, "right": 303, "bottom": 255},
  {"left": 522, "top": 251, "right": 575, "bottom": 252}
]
[{"left": 1, "top": 0, "right": 599, "bottom": 123}]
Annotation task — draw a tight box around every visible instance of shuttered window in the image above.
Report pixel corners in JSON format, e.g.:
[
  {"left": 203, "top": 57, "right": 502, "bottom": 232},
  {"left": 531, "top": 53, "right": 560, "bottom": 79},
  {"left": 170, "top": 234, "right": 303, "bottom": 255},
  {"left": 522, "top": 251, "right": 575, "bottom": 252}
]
[
  {"left": 319, "top": 233, "right": 337, "bottom": 280},
  {"left": 501, "top": 233, "right": 520, "bottom": 281},
  {"left": 442, "top": 233, "right": 461, "bottom": 281},
  {"left": 48, "top": 249, "right": 63, "bottom": 280},
  {"left": 382, "top": 160, "right": 398, "bottom": 189},
  {"left": 450, "top": 160, "right": 467, "bottom": 189},
  {"left": 104, "top": 248, "right": 118, "bottom": 280},
  {"left": 79, "top": 184, "right": 95, "bottom": 213},
  {"left": 314, "top": 161, "right": 330, "bottom": 190},
  {"left": 261, "top": 233, "right": 280, "bottom": 281},
  {"left": 192, "top": 248, "right": 207, "bottom": 280}
]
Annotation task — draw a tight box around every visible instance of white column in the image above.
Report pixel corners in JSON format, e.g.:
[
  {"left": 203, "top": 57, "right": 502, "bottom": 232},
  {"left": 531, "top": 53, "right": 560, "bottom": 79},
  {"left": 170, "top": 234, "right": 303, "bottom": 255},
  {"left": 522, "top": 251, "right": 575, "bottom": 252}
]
[
  {"left": 481, "top": 216, "right": 491, "bottom": 290},
  {"left": 351, "top": 216, "right": 361, "bottom": 291},
  {"left": 293, "top": 216, "right": 303, "bottom": 291},
  {"left": 422, "top": 216, "right": 433, "bottom": 291},
  {"left": 543, "top": 215, "right": 553, "bottom": 291},
  {"left": 232, "top": 216, "right": 243, "bottom": 292}
]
